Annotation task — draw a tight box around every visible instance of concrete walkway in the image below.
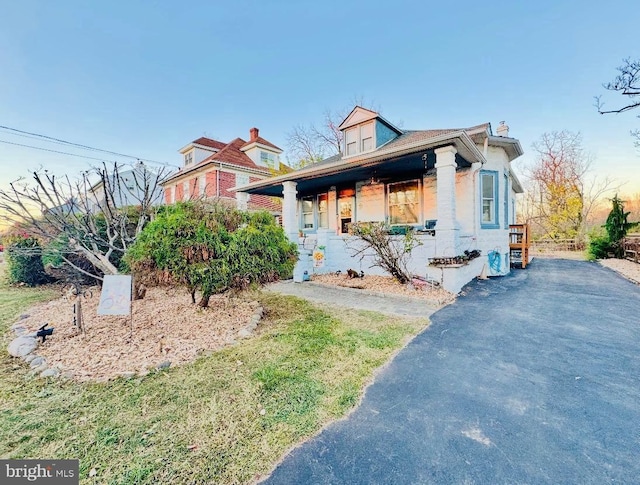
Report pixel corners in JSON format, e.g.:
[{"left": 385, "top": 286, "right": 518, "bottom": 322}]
[
  {"left": 267, "top": 280, "right": 442, "bottom": 318},
  {"left": 262, "top": 259, "right": 640, "bottom": 484}
]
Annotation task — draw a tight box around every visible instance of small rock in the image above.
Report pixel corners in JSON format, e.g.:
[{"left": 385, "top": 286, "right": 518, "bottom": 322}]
[
  {"left": 120, "top": 371, "right": 137, "bottom": 379},
  {"left": 7, "top": 336, "right": 37, "bottom": 358},
  {"left": 256, "top": 306, "right": 264, "bottom": 317},
  {"left": 30, "top": 356, "right": 46, "bottom": 368},
  {"left": 156, "top": 361, "right": 171, "bottom": 371},
  {"left": 238, "top": 328, "right": 252, "bottom": 338},
  {"left": 33, "top": 363, "right": 48, "bottom": 374},
  {"left": 12, "top": 326, "right": 27, "bottom": 336},
  {"left": 41, "top": 368, "right": 60, "bottom": 378},
  {"left": 61, "top": 371, "right": 74, "bottom": 380},
  {"left": 23, "top": 354, "right": 37, "bottom": 363},
  {"left": 249, "top": 300, "right": 260, "bottom": 308},
  {"left": 18, "top": 314, "right": 30, "bottom": 320},
  {"left": 89, "top": 468, "right": 97, "bottom": 478},
  {"left": 259, "top": 408, "right": 266, "bottom": 416}
]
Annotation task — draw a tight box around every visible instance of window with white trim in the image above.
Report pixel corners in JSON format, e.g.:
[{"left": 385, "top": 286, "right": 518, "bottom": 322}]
[
  {"left": 301, "top": 198, "right": 314, "bottom": 229},
  {"left": 388, "top": 180, "right": 419, "bottom": 225},
  {"left": 361, "top": 122, "right": 373, "bottom": 152},
  {"left": 345, "top": 128, "right": 357, "bottom": 156},
  {"left": 184, "top": 152, "right": 193, "bottom": 166},
  {"left": 260, "top": 151, "right": 275, "bottom": 168},
  {"left": 481, "top": 171, "right": 499, "bottom": 228},
  {"left": 344, "top": 122, "right": 375, "bottom": 156},
  {"left": 236, "top": 173, "right": 249, "bottom": 187},
  {"left": 318, "top": 193, "right": 328, "bottom": 229}
]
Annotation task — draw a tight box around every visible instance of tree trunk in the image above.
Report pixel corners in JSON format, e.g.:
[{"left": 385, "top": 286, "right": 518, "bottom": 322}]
[{"left": 198, "top": 293, "right": 211, "bottom": 308}]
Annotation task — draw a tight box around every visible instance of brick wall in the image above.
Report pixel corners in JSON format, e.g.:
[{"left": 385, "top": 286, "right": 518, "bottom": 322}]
[
  {"left": 218, "top": 171, "right": 236, "bottom": 199},
  {"left": 189, "top": 177, "right": 199, "bottom": 198},
  {"left": 164, "top": 187, "right": 172, "bottom": 204},
  {"left": 205, "top": 171, "right": 217, "bottom": 197},
  {"left": 175, "top": 183, "right": 184, "bottom": 202}
]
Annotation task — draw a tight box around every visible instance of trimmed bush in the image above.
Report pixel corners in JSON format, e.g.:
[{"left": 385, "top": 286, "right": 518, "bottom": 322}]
[
  {"left": 5, "top": 234, "right": 51, "bottom": 286},
  {"left": 125, "top": 202, "right": 298, "bottom": 307}
]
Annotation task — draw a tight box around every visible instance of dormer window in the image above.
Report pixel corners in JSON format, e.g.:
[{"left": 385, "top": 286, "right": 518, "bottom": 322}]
[
  {"left": 260, "top": 151, "right": 276, "bottom": 168},
  {"left": 344, "top": 121, "right": 375, "bottom": 157},
  {"left": 184, "top": 152, "right": 193, "bottom": 165}
]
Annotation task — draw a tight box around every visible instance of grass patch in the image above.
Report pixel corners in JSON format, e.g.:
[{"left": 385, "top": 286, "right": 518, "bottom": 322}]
[{"left": 0, "top": 265, "right": 429, "bottom": 484}]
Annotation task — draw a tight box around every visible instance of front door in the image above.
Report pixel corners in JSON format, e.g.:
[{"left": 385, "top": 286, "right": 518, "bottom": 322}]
[{"left": 339, "top": 196, "right": 354, "bottom": 234}]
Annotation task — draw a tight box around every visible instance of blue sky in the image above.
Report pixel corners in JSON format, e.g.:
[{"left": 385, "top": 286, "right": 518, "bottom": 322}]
[{"left": 1, "top": 0, "right": 639, "bottom": 193}]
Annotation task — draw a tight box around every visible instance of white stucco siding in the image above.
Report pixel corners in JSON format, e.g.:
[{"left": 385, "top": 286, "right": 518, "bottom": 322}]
[
  {"left": 356, "top": 182, "right": 385, "bottom": 222},
  {"left": 423, "top": 175, "right": 437, "bottom": 221},
  {"left": 454, "top": 169, "right": 476, "bottom": 235}
]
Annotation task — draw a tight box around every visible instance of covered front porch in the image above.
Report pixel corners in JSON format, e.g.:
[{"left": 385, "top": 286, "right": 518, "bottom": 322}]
[{"left": 235, "top": 137, "right": 488, "bottom": 292}]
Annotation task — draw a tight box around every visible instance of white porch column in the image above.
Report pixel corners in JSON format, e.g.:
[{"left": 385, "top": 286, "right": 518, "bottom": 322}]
[
  {"left": 434, "top": 145, "right": 459, "bottom": 256},
  {"left": 282, "top": 181, "right": 298, "bottom": 241},
  {"left": 236, "top": 191, "right": 249, "bottom": 211},
  {"left": 328, "top": 186, "right": 338, "bottom": 232}
]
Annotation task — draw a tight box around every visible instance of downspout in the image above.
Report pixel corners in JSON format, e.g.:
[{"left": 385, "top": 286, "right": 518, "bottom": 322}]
[{"left": 473, "top": 136, "right": 489, "bottom": 238}]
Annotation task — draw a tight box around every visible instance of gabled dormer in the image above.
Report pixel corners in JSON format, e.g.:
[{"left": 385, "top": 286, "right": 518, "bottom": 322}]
[
  {"left": 240, "top": 127, "right": 283, "bottom": 170},
  {"left": 338, "top": 106, "right": 403, "bottom": 158},
  {"left": 179, "top": 137, "right": 226, "bottom": 168}
]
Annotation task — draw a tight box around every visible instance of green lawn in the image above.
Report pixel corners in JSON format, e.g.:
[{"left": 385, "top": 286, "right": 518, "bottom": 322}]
[{"left": 0, "top": 264, "right": 429, "bottom": 484}]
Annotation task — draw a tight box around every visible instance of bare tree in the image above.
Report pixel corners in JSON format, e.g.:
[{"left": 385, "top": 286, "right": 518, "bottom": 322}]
[
  {"left": 522, "top": 131, "right": 618, "bottom": 241},
  {"left": 0, "top": 161, "right": 169, "bottom": 282},
  {"left": 596, "top": 58, "right": 640, "bottom": 145}
]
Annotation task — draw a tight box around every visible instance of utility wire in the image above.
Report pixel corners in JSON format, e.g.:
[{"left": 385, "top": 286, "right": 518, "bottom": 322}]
[
  {"left": 0, "top": 139, "right": 123, "bottom": 164},
  {"left": 0, "top": 124, "right": 176, "bottom": 168}
]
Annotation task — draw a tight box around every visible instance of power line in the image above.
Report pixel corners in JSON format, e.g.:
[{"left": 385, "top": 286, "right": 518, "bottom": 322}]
[
  {"left": 0, "top": 139, "right": 123, "bottom": 164},
  {"left": 0, "top": 124, "right": 176, "bottom": 168}
]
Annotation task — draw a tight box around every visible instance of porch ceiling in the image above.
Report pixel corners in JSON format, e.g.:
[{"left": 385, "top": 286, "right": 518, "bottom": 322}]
[{"left": 242, "top": 149, "right": 473, "bottom": 197}]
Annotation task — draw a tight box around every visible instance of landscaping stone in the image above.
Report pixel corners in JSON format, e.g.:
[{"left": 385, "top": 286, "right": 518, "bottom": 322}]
[
  {"left": 18, "top": 314, "right": 30, "bottom": 320},
  {"left": 156, "top": 361, "right": 171, "bottom": 370},
  {"left": 23, "top": 354, "right": 37, "bottom": 363},
  {"left": 30, "top": 356, "right": 46, "bottom": 368},
  {"left": 41, "top": 368, "right": 60, "bottom": 378},
  {"left": 12, "top": 325, "right": 27, "bottom": 336},
  {"left": 119, "top": 371, "right": 137, "bottom": 379},
  {"left": 61, "top": 371, "right": 74, "bottom": 380},
  {"left": 32, "top": 363, "right": 48, "bottom": 374},
  {"left": 238, "top": 328, "right": 252, "bottom": 338},
  {"left": 7, "top": 336, "right": 37, "bottom": 358}
]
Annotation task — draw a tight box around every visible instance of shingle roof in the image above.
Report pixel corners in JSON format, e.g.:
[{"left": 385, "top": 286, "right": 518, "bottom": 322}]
[
  {"left": 163, "top": 138, "right": 270, "bottom": 183},
  {"left": 202, "top": 138, "right": 270, "bottom": 172},
  {"left": 240, "top": 136, "right": 282, "bottom": 152},
  {"left": 192, "top": 137, "right": 226, "bottom": 150}
]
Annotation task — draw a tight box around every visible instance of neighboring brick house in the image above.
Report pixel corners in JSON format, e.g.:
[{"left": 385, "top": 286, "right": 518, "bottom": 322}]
[{"left": 161, "top": 128, "right": 284, "bottom": 212}]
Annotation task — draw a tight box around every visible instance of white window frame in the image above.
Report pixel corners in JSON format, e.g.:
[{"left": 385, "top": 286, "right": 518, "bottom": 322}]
[
  {"left": 184, "top": 151, "right": 193, "bottom": 166},
  {"left": 301, "top": 197, "right": 314, "bottom": 230},
  {"left": 387, "top": 179, "right": 420, "bottom": 226},
  {"left": 480, "top": 170, "right": 499, "bottom": 229},
  {"left": 343, "top": 122, "right": 375, "bottom": 157},
  {"left": 317, "top": 193, "right": 328, "bottom": 229}
]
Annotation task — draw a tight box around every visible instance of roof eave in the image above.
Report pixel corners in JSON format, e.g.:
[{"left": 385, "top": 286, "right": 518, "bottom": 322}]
[{"left": 233, "top": 131, "right": 487, "bottom": 194}]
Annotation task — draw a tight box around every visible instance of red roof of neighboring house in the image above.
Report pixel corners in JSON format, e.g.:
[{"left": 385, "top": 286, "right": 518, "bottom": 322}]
[
  {"left": 240, "top": 136, "right": 282, "bottom": 152},
  {"left": 163, "top": 137, "right": 270, "bottom": 184},
  {"left": 191, "top": 137, "right": 227, "bottom": 150}
]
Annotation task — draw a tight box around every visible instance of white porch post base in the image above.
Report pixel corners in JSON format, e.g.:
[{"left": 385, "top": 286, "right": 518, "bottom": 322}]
[
  {"left": 434, "top": 145, "right": 460, "bottom": 257},
  {"left": 236, "top": 191, "right": 249, "bottom": 211}
]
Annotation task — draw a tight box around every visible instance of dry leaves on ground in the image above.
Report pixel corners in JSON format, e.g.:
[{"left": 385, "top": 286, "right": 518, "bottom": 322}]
[
  {"left": 18, "top": 286, "right": 257, "bottom": 382},
  {"left": 311, "top": 273, "right": 455, "bottom": 305}
]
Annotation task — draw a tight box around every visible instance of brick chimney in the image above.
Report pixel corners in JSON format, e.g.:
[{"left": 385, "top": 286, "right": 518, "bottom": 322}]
[
  {"left": 496, "top": 121, "right": 509, "bottom": 137},
  {"left": 249, "top": 127, "right": 259, "bottom": 141}
]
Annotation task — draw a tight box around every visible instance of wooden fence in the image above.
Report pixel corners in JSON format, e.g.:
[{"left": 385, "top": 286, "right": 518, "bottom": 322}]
[
  {"left": 624, "top": 236, "right": 640, "bottom": 263},
  {"left": 531, "top": 238, "right": 585, "bottom": 252}
]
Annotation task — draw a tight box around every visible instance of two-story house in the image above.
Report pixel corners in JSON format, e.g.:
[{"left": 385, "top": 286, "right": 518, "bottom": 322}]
[{"left": 161, "top": 128, "right": 284, "bottom": 212}]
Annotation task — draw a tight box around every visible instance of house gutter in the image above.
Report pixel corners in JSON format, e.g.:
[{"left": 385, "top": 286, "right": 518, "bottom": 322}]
[{"left": 233, "top": 131, "right": 486, "bottom": 193}]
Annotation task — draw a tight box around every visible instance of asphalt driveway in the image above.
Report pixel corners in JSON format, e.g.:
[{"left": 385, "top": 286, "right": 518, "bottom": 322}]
[{"left": 262, "top": 259, "right": 640, "bottom": 484}]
